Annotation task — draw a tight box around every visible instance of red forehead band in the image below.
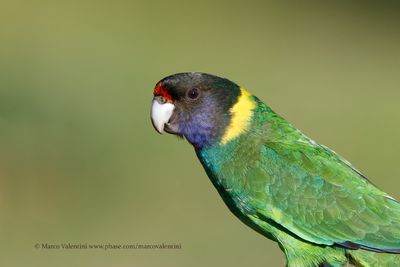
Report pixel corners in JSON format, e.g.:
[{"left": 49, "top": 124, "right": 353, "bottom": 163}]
[{"left": 153, "top": 82, "right": 173, "bottom": 101}]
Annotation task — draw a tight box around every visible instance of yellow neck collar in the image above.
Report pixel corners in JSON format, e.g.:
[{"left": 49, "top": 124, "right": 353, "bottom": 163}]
[{"left": 220, "top": 88, "right": 256, "bottom": 145}]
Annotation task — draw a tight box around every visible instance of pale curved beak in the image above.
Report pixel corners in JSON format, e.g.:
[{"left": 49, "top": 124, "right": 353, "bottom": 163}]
[{"left": 151, "top": 98, "right": 175, "bottom": 134}]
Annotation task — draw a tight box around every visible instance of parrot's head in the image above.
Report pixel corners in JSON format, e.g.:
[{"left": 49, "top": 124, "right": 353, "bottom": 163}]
[{"left": 151, "top": 72, "right": 244, "bottom": 149}]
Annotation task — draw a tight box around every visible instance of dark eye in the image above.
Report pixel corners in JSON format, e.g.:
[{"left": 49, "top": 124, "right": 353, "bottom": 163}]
[{"left": 187, "top": 88, "right": 199, "bottom": 100}]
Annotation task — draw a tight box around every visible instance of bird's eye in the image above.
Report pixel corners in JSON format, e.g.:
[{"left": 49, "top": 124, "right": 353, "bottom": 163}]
[{"left": 187, "top": 88, "right": 200, "bottom": 100}]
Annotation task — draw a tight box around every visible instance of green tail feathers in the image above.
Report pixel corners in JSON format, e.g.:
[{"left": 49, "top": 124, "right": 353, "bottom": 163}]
[{"left": 347, "top": 249, "right": 400, "bottom": 267}]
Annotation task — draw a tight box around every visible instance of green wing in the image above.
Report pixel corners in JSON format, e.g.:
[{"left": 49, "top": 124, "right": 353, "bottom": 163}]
[{"left": 245, "top": 138, "right": 400, "bottom": 252}]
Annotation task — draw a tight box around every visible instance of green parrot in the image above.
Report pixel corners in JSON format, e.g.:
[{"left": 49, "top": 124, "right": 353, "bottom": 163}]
[{"left": 150, "top": 72, "right": 400, "bottom": 267}]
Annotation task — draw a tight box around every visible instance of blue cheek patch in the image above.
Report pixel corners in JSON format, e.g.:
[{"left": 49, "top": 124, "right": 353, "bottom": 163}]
[
  {"left": 180, "top": 116, "right": 214, "bottom": 147},
  {"left": 179, "top": 99, "right": 219, "bottom": 148}
]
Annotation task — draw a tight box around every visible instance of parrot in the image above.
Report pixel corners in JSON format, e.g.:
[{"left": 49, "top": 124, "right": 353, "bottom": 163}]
[{"left": 150, "top": 72, "right": 400, "bottom": 267}]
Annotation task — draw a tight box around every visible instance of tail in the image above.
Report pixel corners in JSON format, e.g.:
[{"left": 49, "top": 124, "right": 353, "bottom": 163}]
[
  {"left": 283, "top": 241, "right": 400, "bottom": 267},
  {"left": 346, "top": 249, "right": 400, "bottom": 267}
]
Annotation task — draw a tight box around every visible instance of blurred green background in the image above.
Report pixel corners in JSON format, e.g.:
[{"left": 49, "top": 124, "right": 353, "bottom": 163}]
[{"left": 1, "top": 1, "right": 400, "bottom": 266}]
